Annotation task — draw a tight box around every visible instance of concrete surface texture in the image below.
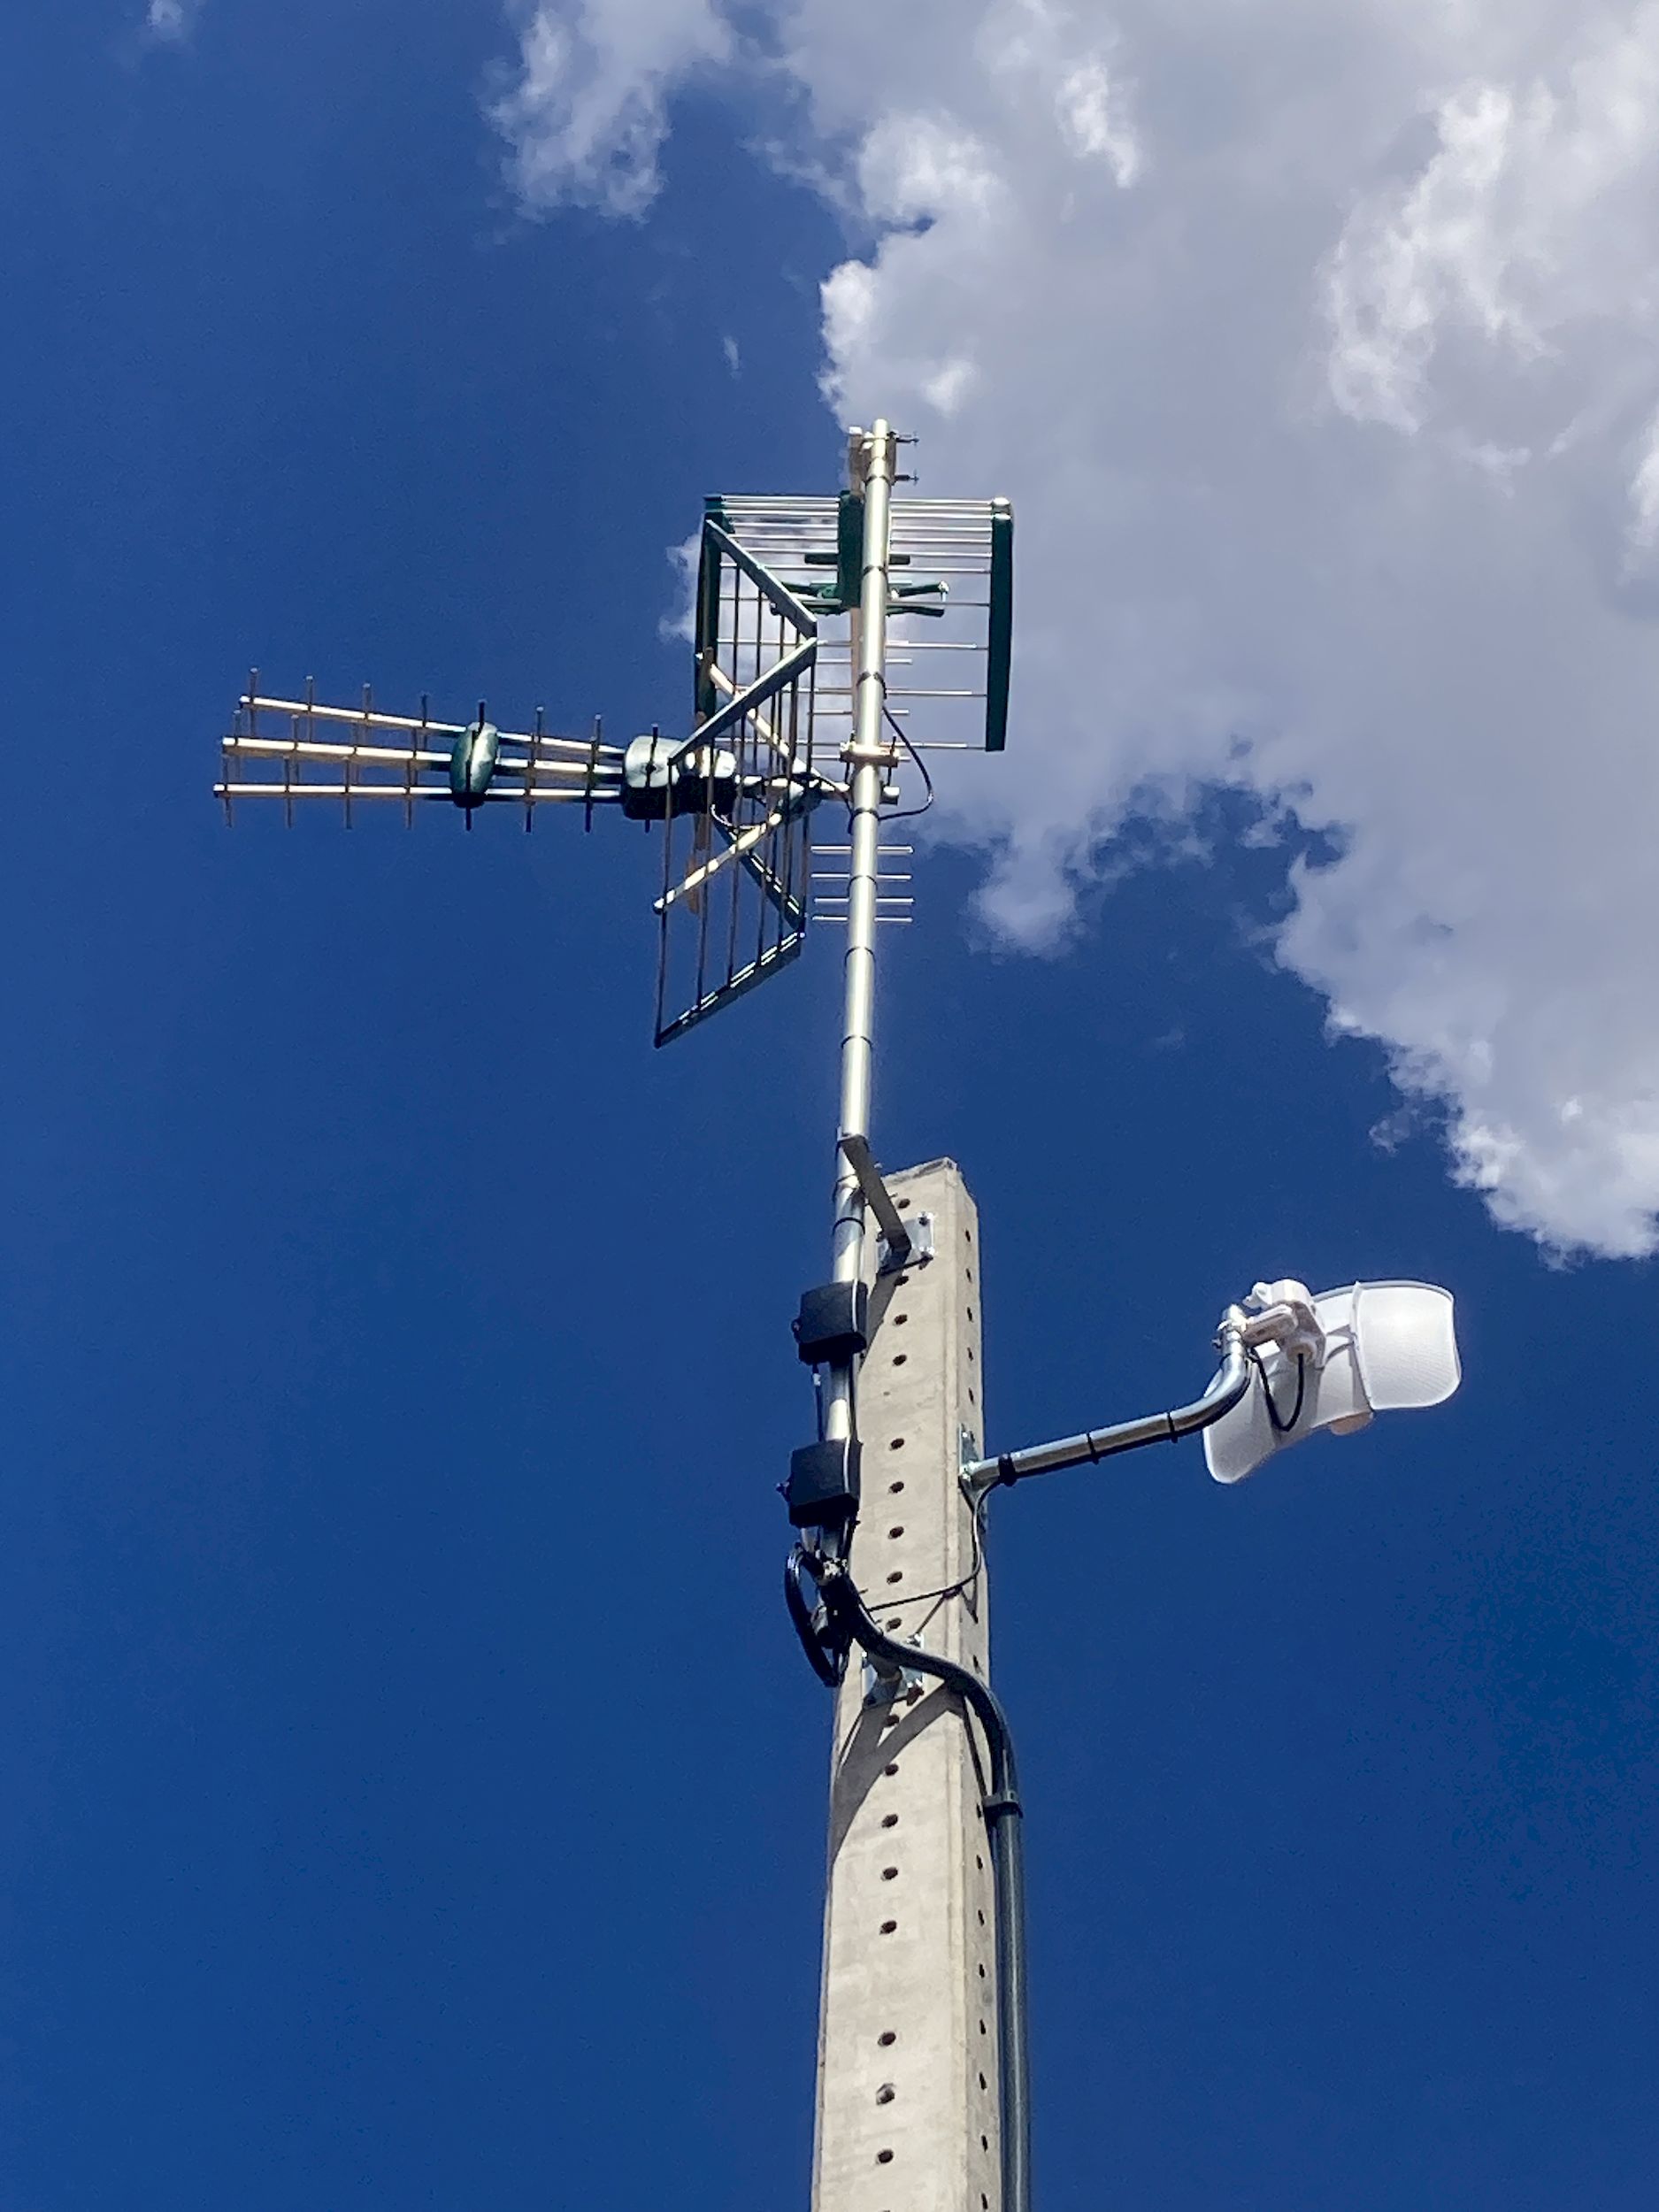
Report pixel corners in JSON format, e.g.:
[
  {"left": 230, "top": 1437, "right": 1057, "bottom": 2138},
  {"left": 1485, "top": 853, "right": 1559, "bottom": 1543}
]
[{"left": 810, "top": 1159, "right": 1002, "bottom": 2212}]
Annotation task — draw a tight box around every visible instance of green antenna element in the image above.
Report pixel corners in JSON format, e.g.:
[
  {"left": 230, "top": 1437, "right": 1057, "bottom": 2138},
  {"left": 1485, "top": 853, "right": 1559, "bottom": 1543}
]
[{"left": 987, "top": 499, "right": 1014, "bottom": 751}]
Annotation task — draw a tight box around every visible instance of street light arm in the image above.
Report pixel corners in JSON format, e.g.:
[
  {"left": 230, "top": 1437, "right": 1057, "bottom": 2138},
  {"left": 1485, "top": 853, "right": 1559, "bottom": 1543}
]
[{"left": 963, "top": 1310, "right": 1251, "bottom": 1500}]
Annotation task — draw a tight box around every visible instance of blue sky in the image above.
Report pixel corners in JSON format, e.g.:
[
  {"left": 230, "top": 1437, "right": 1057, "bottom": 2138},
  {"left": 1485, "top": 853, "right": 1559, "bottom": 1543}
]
[{"left": 4, "top": 6, "right": 1659, "bottom": 2208}]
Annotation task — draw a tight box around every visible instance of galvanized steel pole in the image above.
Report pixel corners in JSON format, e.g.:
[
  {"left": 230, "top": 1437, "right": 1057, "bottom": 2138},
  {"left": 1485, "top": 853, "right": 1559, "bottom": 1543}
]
[{"left": 820, "top": 422, "right": 896, "bottom": 1540}]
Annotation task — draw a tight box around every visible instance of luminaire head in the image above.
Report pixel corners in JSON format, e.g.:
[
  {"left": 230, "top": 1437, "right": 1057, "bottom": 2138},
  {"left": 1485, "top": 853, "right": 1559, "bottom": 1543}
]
[{"left": 1203, "top": 1279, "right": 1461, "bottom": 1484}]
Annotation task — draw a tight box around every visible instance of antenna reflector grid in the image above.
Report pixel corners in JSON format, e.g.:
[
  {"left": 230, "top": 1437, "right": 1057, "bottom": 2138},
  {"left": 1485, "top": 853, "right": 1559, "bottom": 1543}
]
[
  {"left": 653, "top": 511, "right": 824, "bottom": 1046},
  {"left": 716, "top": 493, "right": 1013, "bottom": 752}
]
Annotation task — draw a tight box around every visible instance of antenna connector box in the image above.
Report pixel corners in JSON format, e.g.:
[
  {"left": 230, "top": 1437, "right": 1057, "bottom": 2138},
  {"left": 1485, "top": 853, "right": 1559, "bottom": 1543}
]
[
  {"left": 786, "top": 1440, "right": 862, "bottom": 1530},
  {"left": 794, "top": 1280, "right": 870, "bottom": 1367}
]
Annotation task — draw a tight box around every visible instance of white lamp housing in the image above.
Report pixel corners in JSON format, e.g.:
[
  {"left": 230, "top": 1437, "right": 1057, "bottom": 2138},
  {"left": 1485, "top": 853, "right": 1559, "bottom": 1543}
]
[{"left": 1204, "top": 1279, "right": 1460, "bottom": 1485}]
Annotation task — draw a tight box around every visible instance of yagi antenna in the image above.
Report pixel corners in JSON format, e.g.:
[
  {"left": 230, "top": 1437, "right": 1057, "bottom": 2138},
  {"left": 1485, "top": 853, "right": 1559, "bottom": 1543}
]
[{"left": 217, "top": 449, "right": 1014, "bottom": 1047}]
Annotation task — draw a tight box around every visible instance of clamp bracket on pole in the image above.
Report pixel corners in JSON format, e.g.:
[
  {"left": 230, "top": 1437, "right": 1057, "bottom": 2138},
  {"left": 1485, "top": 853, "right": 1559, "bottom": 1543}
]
[
  {"left": 862, "top": 1650, "right": 925, "bottom": 1709},
  {"left": 839, "top": 1133, "right": 923, "bottom": 1275}
]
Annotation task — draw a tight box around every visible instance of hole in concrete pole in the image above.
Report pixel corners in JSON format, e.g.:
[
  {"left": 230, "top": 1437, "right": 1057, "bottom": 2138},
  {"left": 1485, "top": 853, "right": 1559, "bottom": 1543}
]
[
  {"left": 893, "top": 1313, "right": 910, "bottom": 1325},
  {"left": 888, "top": 1525, "right": 904, "bottom": 1540},
  {"left": 878, "top": 2031, "right": 897, "bottom": 2047},
  {"left": 885, "top": 1763, "right": 901, "bottom": 1777},
  {"left": 876, "top": 2085, "right": 895, "bottom": 2106},
  {"left": 888, "top": 1437, "right": 905, "bottom": 1451},
  {"left": 966, "top": 1307, "right": 974, "bottom": 1322},
  {"left": 879, "top": 1920, "right": 898, "bottom": 1935},
  {"left": 892, "top": 1352, "right": 908, "bottom": 1367},
  {"left": 889, "top": 1480, "right": 905, "bottom": 1495},
  {"left": 885, "top": 1617, "right": 902, "bottom": 1630},
  {"left": 897, "top": 1198, "right": 911, "bottom": 1211},
  {"left": 881, "top": 1866, "right": 899, "bottom": 1881},
  {"left": 981, "top": 2136, "right": 990, "bottom": 2153},
  {"left": 979, "top": 2018, "right": 987, "bottom": 2036},
  {"left": 886, "top": 1571, "right": 903, "bottom": 1584},
  {"left": 881, "top": 1813, "right": 899, "bottom": 1829},
  {"left": 877, "top": 2148, "right": 895, "bottom": 2165},
  {"left": 978, "top": 1964, "right": 987, "bottom": 1979},
  {"left": 979, "top": 2073, "right": 988, "bottom": 2092}
]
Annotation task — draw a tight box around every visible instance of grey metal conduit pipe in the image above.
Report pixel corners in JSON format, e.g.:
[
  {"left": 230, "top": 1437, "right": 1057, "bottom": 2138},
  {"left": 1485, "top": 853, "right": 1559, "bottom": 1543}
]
[
  {"left": 819, "top": 1564, "right": 1033, "bottom": 2212},
  {"left": 962, "top": 1314, "right": 1251, "bottom": 1500}
]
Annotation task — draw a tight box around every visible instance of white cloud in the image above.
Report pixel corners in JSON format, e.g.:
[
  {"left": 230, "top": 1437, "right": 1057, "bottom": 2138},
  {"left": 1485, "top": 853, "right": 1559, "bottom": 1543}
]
[
  {"left": 1054, "top": 58, "right": 1141, "bottom": 185},
  {"left": 661, "top": 532, "right": 701, "bottom": 642},
  {"left": 496, "top": 0, "right": 1659, "bottom": 1258},
  {"left": 145, "top": 0, "right": 197, "bottom": 38},
  {"left": 490, "top": 0, "right": 733, "bottom": 216}
]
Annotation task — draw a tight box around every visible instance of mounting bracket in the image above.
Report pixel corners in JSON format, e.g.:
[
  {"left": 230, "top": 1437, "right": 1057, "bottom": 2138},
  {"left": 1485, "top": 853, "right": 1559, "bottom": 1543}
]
[
  {"left": 839, "top": 1133, "right": 932, "bottom": 1275},
  {"left": 863, "top": 1648, "right": 926, "bottom": 1709},
  {"left": 887, "top": 1210, "right": 933, "bottom": 1273}
]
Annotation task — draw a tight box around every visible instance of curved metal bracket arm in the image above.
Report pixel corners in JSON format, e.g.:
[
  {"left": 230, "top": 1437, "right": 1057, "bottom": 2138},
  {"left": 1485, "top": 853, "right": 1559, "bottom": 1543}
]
[
  {"left": 962, "top": 1311, "right": 1250, "bottom": 1501},
  {"left": 837, "top": 1133, "right": 911, "bottom": 1271}
]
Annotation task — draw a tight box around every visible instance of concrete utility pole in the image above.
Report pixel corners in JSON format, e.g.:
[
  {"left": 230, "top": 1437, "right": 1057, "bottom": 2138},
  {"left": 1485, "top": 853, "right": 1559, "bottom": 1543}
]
[{"left": 811, "top": 1158, "right": 1000, "bottom": 2212}]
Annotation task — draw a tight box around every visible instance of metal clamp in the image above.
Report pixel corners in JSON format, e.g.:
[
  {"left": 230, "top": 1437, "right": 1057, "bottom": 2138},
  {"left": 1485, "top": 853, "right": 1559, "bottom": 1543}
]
[
  {"left": 890, "top": 1210, "right": 934, "bottom": 1272},
  {"left": 839, "top": 1134, "right": 933, "bottom": 1275},
  {"left": 862, "top": 1651, "right": 926, "bottom": 1709}
]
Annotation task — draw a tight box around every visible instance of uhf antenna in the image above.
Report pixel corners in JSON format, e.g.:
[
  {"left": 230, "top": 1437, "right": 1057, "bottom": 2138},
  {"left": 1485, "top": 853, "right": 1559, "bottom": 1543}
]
[
  {"left": 218, "top": 430, "right": 1012, "bottom": 1046},
  {"left": 218, "top": 420, "right": 1459, "bottom": 2212}
]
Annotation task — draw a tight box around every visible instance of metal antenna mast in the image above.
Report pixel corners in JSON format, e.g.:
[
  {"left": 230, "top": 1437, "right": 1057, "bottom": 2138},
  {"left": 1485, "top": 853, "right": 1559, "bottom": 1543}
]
[
  {"left": 218, "top": 414, "right": 1463, "bottom": 2212},
  {"left": 824, "top": 420, "right": 896, "bottom": 1548}
]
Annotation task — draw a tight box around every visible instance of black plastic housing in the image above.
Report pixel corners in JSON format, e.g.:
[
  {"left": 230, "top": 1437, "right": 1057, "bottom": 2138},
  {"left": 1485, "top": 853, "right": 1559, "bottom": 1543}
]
[
  {"left": 793, "top": 1280, "right": 870, "bottom": 1367},
  {"left": 786, "top": 1439, "right": 863, "bottom": 1529}
]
